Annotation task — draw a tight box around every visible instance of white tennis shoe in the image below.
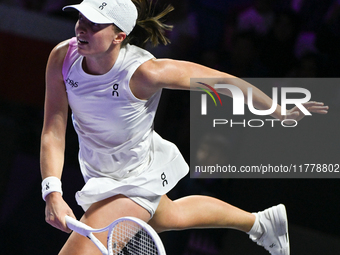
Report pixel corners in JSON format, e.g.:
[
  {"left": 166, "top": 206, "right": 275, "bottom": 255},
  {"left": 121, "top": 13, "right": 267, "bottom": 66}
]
[{"left": 249, "top": 204, "right": 290, "bottom": 255}]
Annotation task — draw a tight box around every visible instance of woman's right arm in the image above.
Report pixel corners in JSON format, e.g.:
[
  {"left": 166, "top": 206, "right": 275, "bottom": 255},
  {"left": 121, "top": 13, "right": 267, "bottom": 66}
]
[{"left": 40, "top": 40, "right": 75, "bottom": 232}]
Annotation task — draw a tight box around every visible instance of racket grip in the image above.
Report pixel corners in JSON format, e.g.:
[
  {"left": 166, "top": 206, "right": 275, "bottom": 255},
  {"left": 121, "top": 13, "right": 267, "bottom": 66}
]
[{"left": 65, "top": 215, "right": 93, "bottom": 236}]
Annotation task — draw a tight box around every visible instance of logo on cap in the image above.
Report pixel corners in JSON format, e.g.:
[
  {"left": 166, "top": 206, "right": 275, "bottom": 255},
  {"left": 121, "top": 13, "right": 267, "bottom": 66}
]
[{"left": 99, "top": 2, "right": 107, "bottom": 10}]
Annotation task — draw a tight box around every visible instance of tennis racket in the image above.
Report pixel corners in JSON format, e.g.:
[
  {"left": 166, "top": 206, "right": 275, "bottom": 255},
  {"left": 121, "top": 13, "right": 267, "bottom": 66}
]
[{"left": 65, "top": 215, "right": 166, "bottom": 255}]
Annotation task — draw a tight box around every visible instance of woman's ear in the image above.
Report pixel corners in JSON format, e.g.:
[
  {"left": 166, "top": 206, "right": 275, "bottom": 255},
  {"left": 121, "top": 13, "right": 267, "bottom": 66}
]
[{"left": 113, "top": 32, "right": 127, "bottom": 45}]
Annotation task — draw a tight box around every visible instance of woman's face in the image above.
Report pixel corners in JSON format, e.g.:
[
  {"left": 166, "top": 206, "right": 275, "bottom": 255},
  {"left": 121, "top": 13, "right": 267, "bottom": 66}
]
[{"left": 75, "top": 13, "right": 119, "bottom": 57}]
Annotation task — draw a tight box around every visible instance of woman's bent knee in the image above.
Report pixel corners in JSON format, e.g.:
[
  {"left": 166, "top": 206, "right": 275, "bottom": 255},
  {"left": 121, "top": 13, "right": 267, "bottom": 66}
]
[{"left": 149, "top": 195, "right": 184, "bottom": 232}]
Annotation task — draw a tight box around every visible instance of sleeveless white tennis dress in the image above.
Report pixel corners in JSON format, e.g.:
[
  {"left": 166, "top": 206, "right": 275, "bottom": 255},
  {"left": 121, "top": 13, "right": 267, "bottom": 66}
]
[{"left": 62, "top": 38, "right": 189, "bottom": 215}]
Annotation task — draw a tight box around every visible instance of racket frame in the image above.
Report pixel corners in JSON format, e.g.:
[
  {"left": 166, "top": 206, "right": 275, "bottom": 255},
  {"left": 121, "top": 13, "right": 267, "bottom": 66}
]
[
  {"left": 107, "top": 216, "right": 166, "bottom": 255},
  {"left": 65, "top": 215, "right": 166, "bottom": 255}
]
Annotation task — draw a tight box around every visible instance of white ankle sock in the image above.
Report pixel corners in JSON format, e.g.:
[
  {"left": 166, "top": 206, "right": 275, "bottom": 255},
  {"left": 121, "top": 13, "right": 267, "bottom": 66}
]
[{"left": 247, "top": 213, "right": 264, "bottom": 239}]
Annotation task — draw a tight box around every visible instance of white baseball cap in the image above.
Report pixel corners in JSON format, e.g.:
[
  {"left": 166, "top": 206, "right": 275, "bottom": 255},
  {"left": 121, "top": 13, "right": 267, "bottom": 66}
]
[{"left": 63, "top": 0, "right": 138, "bottom": 35}]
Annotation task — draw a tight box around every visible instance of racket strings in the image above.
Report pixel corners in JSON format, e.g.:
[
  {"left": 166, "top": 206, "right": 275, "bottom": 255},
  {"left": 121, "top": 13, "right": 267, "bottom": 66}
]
[{"left": 109, "top": 220, "right": 159, "bottom": 255}]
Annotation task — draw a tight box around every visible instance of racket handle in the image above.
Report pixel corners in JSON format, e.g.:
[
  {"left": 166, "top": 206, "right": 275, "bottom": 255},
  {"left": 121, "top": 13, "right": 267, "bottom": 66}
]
[
  {"left": 65, "top": 215, "right": 93, "bottom": 236},
  {"left": 65, "top": 216, "right": 109, "bottom": 255}
]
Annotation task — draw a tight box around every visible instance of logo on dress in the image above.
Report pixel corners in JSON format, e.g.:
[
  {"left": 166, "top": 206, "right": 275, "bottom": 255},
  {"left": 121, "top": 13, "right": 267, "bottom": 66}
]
[
  {"left": 161, "top": 172, "right": 168, "bottom": 187},
  {"left": 112, "top": 84, "right": 119, "bottom": 97},
  {"left": 66, "top": 78, "right": 79, "bottom": 88}
]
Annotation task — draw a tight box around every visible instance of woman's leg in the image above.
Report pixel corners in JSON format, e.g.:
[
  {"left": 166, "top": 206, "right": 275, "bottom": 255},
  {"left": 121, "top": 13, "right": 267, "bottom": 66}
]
[
  {"left": 149, "top": 195, "right": 255, "bottom": 233},
  {"left": 149, "top": 195, "right": 289, "bottom": 255},
  {"left": 58, "top": 194, "right": 151, "bottom": 255}
]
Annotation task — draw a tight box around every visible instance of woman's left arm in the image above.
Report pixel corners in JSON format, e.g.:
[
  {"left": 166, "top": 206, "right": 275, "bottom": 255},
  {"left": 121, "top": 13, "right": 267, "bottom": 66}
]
[{"left": 131, "top": 59, "right": 328, "bottom": 121}]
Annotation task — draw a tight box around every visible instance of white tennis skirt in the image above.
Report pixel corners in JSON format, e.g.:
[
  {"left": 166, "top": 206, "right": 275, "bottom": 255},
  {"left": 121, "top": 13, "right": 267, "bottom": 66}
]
[{"left": 75, "top": 132, "right": 189, "bottom": 216}]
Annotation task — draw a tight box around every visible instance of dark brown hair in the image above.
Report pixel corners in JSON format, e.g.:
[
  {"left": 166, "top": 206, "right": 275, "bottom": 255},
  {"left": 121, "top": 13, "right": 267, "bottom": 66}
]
[{"left": 118, "top": 0, "right": 174, "bottom": 48}]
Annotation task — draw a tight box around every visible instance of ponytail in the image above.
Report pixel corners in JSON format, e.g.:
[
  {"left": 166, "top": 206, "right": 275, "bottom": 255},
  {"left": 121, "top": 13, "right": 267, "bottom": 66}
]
[{"left": 120, "top": 0, "right": 174, "bottom": 48}]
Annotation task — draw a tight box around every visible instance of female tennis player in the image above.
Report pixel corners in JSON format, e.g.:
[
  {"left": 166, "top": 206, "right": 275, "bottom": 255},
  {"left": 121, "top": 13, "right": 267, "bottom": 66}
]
[{"left": 40, "top": 0, "right": 328, "bottom": 254}]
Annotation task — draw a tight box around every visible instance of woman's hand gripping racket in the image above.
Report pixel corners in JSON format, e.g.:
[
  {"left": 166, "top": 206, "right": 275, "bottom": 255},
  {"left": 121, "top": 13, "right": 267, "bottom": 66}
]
[{"left": 65, "top": 215, "right": 166, "bottom": 255}]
